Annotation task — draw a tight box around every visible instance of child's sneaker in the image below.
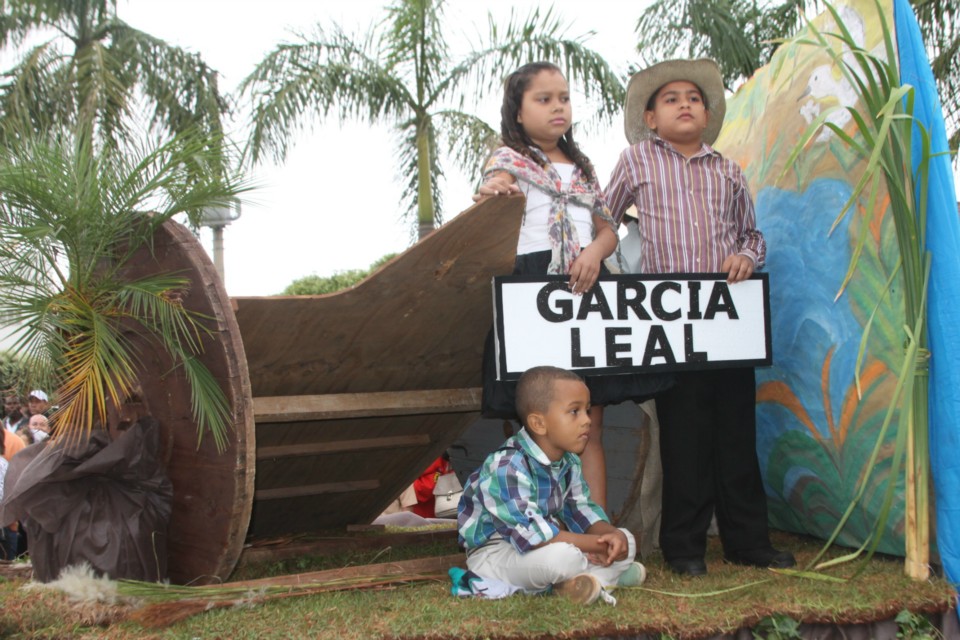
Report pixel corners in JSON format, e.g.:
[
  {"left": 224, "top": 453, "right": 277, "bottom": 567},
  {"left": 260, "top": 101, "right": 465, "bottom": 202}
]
[
  {"left": 616, "top": 561, "right": 647, "bottom": 587},
  {"left": 554, "top": 573, "right": 602, "bottom": 604}
]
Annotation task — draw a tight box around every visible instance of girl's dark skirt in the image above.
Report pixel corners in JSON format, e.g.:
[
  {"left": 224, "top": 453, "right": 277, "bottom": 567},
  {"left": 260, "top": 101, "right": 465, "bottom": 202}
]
[{"left": 481, "top": 249, "right": 674, "bottom": 420}]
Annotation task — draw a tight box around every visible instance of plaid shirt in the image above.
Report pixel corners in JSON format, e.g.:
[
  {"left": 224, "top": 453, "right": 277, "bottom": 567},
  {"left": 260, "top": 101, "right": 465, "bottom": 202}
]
[
  {"left": 605, "top": 137, "right": 766, "bottom": 273},
  {"left": 457, "top": 428, "right": 608, "bottom": 554}
]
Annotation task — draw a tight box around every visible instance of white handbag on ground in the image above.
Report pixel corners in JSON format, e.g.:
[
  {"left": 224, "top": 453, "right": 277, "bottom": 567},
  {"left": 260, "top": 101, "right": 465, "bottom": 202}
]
[{"left": 433, "top": 472, "right": 463, "bottom": 518}]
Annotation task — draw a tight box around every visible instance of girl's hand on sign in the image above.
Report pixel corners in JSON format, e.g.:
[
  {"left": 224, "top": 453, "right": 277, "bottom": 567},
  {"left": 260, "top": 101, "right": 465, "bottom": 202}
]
[
  {"left": 721, "top": 254, "right": 755, "bottom": 283},
  {"left": 472, "top": 172, "right": 519, "bottom": 201},
  {"left": 568, "top": 214, "right": 619, "bottom": 295},
  {"left": 567, "top": 245, "right": 602, "bottom": 295}
]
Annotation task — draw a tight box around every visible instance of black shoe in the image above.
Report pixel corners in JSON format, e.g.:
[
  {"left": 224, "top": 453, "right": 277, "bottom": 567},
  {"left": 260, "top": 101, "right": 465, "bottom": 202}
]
[
  {"left": 725, "top": 547, "right": 796, "bottom": 569},
  {"left": 667, "top": 558, "right": 707, "bottom": 576}
]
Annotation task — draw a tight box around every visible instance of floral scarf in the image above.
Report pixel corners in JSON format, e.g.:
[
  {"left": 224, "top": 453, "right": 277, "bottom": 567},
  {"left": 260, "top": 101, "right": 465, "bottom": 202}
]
[{"left": 483, "top": 146, "right": 619, "bottom": 275}]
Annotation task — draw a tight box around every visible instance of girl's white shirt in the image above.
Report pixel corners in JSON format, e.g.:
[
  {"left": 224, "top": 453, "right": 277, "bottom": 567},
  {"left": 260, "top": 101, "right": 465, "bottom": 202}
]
[{"left": 516, "top": 163, "right": 594, "bottom": 255}]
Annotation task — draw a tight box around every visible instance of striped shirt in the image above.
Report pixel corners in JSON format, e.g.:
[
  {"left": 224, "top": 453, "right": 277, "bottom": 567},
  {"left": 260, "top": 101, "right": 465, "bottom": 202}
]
[
  {"left": 605, "top": 137, "right": 766, "bottom": 273},
  {"left": 457, "top": 428, "right": 607, "bottom": 554}
]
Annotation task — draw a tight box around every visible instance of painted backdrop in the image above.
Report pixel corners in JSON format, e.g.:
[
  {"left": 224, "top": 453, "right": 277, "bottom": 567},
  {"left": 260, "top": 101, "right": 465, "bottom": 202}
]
[{"left": 715, "top": 0, "right": 959, "bottom": 578}]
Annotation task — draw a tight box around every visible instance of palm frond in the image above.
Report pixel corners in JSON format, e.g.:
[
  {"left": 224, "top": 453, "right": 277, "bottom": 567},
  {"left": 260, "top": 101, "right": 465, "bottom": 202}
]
[
  {"left": 383, "top": 0, "right": 448, "bottom": 95},
  {"left": 0, "top": 124, "right": 247, "bottom": 449},
  {"left": 441, "top": 7, "right": 625, "bottom": 123},
  {"left": 45, "top": 277, "right": 143, "bottom": 441},
  {"left": 239, "top": 29, "right": 412, "bottom": 165},
  {"left": 176, "top": 355, "right": 232, "bottom": 452},
  {"left": 107, "top": 20, "right": 229, "bottom": 157},
  {"left": 432, "top": 109, "right": 498, "bottom": 185},
  {"left": 0, "top": 0, "right": 233, "bottom": 165},
  {"left": 118, "top": 273, "right": 232, "bottom": 450},
  {"left": 116, "top": 274, "right": 207, "bottom": 355},
  {"left": 634, "top": 0, "right": 759, "bottom": 86},
  {"left": 71, "top": 36, "right": 135, "bottom": 150},
  {"left": 0, "top": 41, "right": 75, "bottom": 140},
  {"left": 0, "top": 0, "right": 104, "bottom": 48}
]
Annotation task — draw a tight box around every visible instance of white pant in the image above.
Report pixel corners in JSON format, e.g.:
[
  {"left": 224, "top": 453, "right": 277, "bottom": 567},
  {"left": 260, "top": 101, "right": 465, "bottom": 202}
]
[{"left": 466, "top": 528, "right": 637, "bottom": 593}]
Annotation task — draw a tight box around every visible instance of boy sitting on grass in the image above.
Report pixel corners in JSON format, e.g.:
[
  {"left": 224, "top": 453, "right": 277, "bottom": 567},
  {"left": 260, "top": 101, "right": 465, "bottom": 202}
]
[{"left": 457, "top": 366, "right": 645, "bottom": 605}]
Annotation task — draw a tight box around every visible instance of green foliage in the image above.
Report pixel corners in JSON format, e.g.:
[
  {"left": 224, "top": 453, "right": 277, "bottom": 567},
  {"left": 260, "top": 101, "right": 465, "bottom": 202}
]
[
  {"left": 752, "top": 614, "right": 803, "bottom": 639},
  {"left": 896, "top": 609, "right": 941, "bottom": 639},
  {"left": 369, "top": 253, "right": 398, "bottom": 271},
  {"left": 240, "top": 0, "right": 625, "bottom": 238},
  {"left": 282, "top": 271, "right": 369, "bottom": 296},
  {"left": 0, "top": 125, "right": 249, "bottom": 450},
  {"left": 635, "top": 0, "right": 802, "bottom": 86},
  {"left": 0, "top": 0, "right": 230, "bottom": 171},
  {"left": 0, "top": 350, "right": 29, "bottom": 394},
  {"left": 280, "top": 254, "right": 397, "bottom": 295}
]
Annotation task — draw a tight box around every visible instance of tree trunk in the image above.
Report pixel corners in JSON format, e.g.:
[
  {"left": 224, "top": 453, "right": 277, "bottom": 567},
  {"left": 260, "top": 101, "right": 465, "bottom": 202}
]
[{"left": 415, "top": 117, "right": 435, "bottom": 241}]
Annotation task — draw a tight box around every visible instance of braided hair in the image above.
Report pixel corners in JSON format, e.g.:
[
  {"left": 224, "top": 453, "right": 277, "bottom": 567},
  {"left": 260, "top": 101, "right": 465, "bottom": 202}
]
[{"left": 499, "top": 62, "right": 596, "bottom": 180}]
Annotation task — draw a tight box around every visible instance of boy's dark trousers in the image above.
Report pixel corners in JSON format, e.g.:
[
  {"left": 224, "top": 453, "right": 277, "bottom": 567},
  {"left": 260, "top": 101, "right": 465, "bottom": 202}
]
[{"left": 656, "top": 366, "right": 772, "bottom": 561}]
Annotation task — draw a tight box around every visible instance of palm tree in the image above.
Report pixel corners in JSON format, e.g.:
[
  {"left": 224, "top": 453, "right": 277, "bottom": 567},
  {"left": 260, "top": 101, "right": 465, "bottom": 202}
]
[
  {"left": 240, "top": 0, "right": 626, "bottom": 240},
  {"left": 633, "top": 0, "right": 959, "bottom": 156},
  {"left": 0, "top": 0, "right": 229, "bottom": 165},
  {"left": 0, "top": 124, "right": 249, "bottom": 451}
]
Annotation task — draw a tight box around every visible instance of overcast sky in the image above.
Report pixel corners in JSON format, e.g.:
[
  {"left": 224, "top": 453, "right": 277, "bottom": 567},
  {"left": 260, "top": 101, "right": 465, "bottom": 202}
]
[
  {"left": 5, "top": 2, "right": 955, "bottom": 297},
  {"left": 116, "top": 0, "right": 643, "bottom": 296}
]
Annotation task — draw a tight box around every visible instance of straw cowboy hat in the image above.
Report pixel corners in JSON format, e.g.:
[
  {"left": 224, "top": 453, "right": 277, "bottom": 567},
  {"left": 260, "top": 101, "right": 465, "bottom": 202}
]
[{"left": 623, "top": 58, "right": 726, "bottom": 146}]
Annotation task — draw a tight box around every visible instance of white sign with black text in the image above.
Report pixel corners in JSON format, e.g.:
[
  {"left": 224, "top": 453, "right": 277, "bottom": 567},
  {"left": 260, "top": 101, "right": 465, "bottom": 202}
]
[{"left": 493, "top": 273, "right": 771, "bottom": 381}]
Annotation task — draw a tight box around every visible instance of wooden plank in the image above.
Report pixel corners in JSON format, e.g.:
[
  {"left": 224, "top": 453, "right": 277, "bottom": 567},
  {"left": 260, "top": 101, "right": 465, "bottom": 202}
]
[
  {"left": 0, "top": 561, "right": 33, "bottom": 580},
  {"left": 225, "top": 553, "right": 465, "bottom": 589},
  {"left": 236, "top": 528, "right": 458, "bottom": 567},
  {"left": 256, "top": 434, "right": 431, "bottom": 460},
  {"left": 253, "top": 388, "right": 482, "bottom": 423},
  {"left": 254, "top": 479, "right": 380, "bottom": 501}
]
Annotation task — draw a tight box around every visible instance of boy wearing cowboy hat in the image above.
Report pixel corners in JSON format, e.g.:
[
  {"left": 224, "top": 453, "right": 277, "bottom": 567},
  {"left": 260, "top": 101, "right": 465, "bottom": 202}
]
[{"left": 604, "top": 59, "right": 794, "bottom": 576}]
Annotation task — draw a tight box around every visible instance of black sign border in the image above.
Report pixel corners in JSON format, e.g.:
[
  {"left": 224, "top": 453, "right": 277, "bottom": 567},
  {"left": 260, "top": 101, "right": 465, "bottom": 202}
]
[{"left": 493, "top": 272, "right": 772, "bottom": 381}]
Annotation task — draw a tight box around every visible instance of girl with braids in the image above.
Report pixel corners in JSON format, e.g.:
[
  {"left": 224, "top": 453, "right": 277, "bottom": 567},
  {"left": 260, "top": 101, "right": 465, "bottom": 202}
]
[{"left": 476, "top": 62, "right": 671, "bottom": 510}]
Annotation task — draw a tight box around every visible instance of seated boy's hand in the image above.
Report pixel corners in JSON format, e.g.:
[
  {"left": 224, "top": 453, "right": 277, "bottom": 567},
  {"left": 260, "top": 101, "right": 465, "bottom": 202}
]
[
  {"left": 593, "top": 530, "right": 629, "bottom": 566},
  {"left": 472, "top": 173, "right": 519, "bottom": 201}
]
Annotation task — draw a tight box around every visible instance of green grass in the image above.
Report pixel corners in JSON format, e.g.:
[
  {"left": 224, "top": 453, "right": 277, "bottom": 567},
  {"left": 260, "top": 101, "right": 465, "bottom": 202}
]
[{"left": 0, "top": 530, "right": 955, "bottom": 639}]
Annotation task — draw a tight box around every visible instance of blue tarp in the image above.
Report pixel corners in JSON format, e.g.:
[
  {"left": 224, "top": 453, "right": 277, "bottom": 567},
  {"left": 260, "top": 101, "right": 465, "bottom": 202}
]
[{"left": 894, "top": 0, "right": 960, "bottom": 584}]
